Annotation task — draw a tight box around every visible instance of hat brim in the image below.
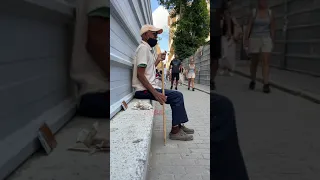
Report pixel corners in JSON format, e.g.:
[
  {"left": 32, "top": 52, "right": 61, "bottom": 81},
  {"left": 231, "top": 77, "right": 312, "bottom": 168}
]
[{"left": 151, "top": 28, "right": 163, "bottom": 34}]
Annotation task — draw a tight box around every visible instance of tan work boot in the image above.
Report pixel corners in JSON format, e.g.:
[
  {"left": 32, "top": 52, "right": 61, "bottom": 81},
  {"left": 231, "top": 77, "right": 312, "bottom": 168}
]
[
  {"left": 169, "top": 129, "right": 193, "bottom": 141},
  {"left": 181, "top": 124, "right": 195, "bottom": 134}
]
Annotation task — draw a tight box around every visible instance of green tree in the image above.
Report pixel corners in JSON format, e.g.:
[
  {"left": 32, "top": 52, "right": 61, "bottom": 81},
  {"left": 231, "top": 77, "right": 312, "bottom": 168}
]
[
  {"left": 159, "top": 0, "right": 209, "bottom": 60},
  {"left": 158, "top": 0, "right": 190, "bottom": 18}
]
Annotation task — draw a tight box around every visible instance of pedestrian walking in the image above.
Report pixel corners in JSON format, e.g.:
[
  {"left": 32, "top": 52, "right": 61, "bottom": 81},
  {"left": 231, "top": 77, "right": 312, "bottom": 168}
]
[
  {"left": 170, "top": 55, "right": 182, "bottom": 90},
  {"left": 163, "top": 64, "right": 168, "bottom": 81},
  {"left": 132, "top": 24, "right": 194, "bottom": 141},
  {"left": 187, "top": 60, "right": 196, "bottom": 91},
  {"left": 210, "top": 0, "right": 224, "bottom": 91},
  {"left": 155, "top": 69, "right": 162, "bottom": 87},
  {"left": 179, "top": 66, "right": 185, "bottom": 86},
  {"left": 244, "top": 0, "right": 275, "bottom": 93},
  {"left": 219, "top": 0, "right": 242, "bottom": 76}
]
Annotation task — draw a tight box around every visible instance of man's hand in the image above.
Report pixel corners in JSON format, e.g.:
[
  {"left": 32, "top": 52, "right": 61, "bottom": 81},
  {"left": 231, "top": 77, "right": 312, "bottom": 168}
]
[
  {"left": 155, "top": 51, "right": 167, "bottom": 67},
  {"left": 157, "top": 51, "right": 167, "bottom": 61},
  {"left": 153, "top": 91, "right": 167, "bottom": 105}
]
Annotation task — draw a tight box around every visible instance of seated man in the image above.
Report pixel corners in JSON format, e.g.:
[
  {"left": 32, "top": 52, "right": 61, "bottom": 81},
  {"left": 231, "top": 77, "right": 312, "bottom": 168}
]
[
  {"left": 132, "top": 24, "right": 194, "bottom": 141},
  {"left": 70, "top": 0, "right": 109, "bottom": 118}
]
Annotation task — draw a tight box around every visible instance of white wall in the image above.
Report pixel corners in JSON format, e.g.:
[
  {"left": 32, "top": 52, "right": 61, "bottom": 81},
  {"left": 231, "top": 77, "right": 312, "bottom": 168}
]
[
  {"left": 0, "top": 0, "right": 76, "bottom": 179},
  {"left": 110, "top": 0, "right": 153, "bottom": 118}
]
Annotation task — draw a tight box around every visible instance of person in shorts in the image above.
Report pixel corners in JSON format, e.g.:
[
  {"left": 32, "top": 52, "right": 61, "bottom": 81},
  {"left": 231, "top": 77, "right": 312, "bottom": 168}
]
[
  {"left": 170, "top": 55, "right": 182, "bottom": 90},
  {"left": 187, "top": 60, "right": 196, "bottom": 91},
  {"left": 244, "top": 0, "right": 275, "bottom": 93}
]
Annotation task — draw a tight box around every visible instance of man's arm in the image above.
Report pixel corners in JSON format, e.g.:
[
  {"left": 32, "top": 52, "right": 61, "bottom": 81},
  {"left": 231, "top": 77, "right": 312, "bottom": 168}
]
[
  {"left": 270, "top": 11, "right": 276, "bottom": 43},
  {"left": 137, "top": 67, "right": 158, "bottom": 94},
  {"left": 226, "top": 13, "right": 232, "bottom": 38},
  {"left": 136, "top": 47, "right": 158, "bottom": 95},
  {"left": 86, "top": 8, "right": 109, "bottom": 76},
  {"left": 244, "top": 12, "right": 253, "bottom": 41}
]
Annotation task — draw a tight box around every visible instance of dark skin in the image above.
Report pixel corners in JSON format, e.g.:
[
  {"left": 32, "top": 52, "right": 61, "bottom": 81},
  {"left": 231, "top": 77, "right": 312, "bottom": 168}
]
[
  {"left": 137, "top": 31, "right": 167, "bottom": 105},
  {"left": 86, "top": 16, "right": 109, "bottom": 77}
]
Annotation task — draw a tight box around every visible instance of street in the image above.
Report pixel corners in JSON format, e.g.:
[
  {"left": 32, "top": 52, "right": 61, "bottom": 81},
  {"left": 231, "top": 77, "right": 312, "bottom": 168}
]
[
  {"left": 147, "top": 83, "right": 210, "bottom": 180},
  {"left": 215, "top": 74, "right": 320, "bottom": 180}
]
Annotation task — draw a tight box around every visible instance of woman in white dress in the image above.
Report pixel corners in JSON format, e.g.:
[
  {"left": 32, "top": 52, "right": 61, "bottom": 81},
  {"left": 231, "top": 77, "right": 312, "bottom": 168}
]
[
  {"left": 187, "top": 60, "right": 196, "bottom": 91},
  {"left": 179, "top": 66, "right": 185, "bottom": 86},
  {"left": 219, "top": 0, "right": 241, "bottom": 76}
]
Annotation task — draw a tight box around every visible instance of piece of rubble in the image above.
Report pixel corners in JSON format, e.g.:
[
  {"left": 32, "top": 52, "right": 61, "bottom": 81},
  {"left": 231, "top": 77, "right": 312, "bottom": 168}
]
[
  {"left": 132, "top": 100, "right": 153, "bottom": 110},
  {"left": 68, "top": 121, "right": 110, "bottom": 155}
]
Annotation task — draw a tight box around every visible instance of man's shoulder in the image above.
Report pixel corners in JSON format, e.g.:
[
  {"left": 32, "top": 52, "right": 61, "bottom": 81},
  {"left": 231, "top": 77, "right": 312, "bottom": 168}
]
[{"left": 136, "top": 43, "right": 150, "bottom": 52}]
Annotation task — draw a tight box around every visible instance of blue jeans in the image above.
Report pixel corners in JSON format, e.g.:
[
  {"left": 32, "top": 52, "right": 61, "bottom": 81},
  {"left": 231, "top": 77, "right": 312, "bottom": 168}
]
[
  {"left": 211, "top": 93, "right": 249, "bottom": 180},
  {"left": 134, "top": 89, "right": 188, "bottom": 126},
  {"left": 77, "top": 91, "right": 109, "bottom": 118}
]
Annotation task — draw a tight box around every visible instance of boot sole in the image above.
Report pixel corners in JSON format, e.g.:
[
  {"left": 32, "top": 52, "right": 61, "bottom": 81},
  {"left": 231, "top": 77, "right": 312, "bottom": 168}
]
[{"left": 169, "top": 135, "right": 193, "bottom": 141}]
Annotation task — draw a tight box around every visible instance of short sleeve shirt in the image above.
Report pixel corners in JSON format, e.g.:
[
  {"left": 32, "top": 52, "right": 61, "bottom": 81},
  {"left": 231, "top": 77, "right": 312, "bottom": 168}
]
[
  {"left": 70, "top": 0, "right": 109, "bottom": 97},
  {"left": 132, "top": 41, "right": 159, "bottom": 91},
  {"left": 170, "top": 59, "right": 182, "bottom": 74}
]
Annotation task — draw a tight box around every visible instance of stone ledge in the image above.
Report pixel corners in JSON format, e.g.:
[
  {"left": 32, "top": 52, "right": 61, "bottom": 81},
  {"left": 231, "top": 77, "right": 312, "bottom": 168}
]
[
  {"left": 110, "top": 99, "right": 155, "bottom": 180},
  {"left": 0, "top": 98, "right": 77, "bottom": 179}
]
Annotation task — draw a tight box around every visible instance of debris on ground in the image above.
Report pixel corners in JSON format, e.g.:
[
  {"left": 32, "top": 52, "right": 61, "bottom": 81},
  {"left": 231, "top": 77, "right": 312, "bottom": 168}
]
[
  {"left": 38, "top": 123, "right": 57, "bottom": 155},
  {"left": 132, "top": 100, "right": 153, "bottom": 110},
  {"left": 68, "top": 121, "right": 109, "bottom": 155}
]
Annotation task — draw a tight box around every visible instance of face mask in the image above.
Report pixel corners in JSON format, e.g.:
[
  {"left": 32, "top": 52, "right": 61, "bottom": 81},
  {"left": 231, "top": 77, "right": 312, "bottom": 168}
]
[{"left": 147, "top": 38, "right": 158, "bottom": 47}]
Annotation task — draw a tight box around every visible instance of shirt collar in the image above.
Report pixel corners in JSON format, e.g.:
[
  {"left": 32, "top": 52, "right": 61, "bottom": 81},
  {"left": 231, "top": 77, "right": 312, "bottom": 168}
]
[{"left": 141, "top": 40, "right": 153, "bottom": 51}]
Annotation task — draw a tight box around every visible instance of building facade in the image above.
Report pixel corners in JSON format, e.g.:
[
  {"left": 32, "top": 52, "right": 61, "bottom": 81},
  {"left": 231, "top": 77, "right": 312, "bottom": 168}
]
[
  {"left": 110, "top": 0, "right": 154, "bottom": 118},
  {"left": 0, "top": 1, "right": 76, "bottom": 179}
]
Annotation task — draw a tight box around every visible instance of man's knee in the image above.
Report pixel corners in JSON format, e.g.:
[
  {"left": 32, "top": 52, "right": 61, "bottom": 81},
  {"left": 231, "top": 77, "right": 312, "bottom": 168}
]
[
  {"left": 211, "top": 94, "right": 237, "bottom": 142},
  {"left": 211, "top": 93, "right": 234, "bottom": 111},
  {"left": 219, "top": 95, "right": 234, "bottom": 110},
  {"left": 170, "top": 90, "right": 184, "bottom": 103}
]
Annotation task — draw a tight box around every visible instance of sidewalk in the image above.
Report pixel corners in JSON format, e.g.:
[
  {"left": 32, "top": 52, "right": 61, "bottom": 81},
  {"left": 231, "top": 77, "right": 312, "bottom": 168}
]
[
  {"left": 235, "top": 61, "right": 320, "bottom": 104},
  {"left": 182, "top": 82, "right": 210, "bottom": 94},
  {"left": 7, "top": 117, "right": 109, "bottom": 180},
  {"left": 215, "top": 74, "right": 320, "bottom": 180},
  {"left": 147, "top": 84, "right": 210, "bottom": 180}
]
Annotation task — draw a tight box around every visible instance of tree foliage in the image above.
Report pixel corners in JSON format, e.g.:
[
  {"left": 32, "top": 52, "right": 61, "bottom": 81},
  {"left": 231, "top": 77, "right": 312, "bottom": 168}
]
[
  {"left": 158, "top": 0, "right": 190, "bottom": 17},
  {"left": 159, "top": 0, "right": 210, "bottom": 60}
]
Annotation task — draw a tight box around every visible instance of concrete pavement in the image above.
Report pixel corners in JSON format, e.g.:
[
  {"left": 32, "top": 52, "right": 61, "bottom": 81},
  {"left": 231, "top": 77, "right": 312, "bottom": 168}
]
[
  {"left": 235, "top": 61, "right": 320, "bottom": 104},
  {"left": 182, "top": 82, "right": 210, "bottom": 94},
  {"left": 147, "top": 84, "right": 210, "bottom": 180},
  {"left": 215, "top": 74, "right": 320, "bottom": 180},
  {"left": 6, "top": 117, "right": 110, "bottom": 180}
]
